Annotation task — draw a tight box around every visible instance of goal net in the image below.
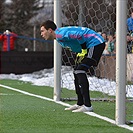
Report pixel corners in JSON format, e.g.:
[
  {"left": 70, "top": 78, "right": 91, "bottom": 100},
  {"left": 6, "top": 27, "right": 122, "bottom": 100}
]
[{"left": 59, "top": 0, "right": 133, "bottom": 123}]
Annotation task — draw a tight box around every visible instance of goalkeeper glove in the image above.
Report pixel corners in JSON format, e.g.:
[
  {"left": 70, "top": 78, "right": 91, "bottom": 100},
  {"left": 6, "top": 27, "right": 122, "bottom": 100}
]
[{"left": 75, "top": 49, "right": 87, "bottom": 64}]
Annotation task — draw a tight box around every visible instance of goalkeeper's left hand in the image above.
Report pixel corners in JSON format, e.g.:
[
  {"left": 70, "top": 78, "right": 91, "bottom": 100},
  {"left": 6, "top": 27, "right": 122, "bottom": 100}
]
[{"left": 75, "top": 49, "right": 87, "bottom": 64}]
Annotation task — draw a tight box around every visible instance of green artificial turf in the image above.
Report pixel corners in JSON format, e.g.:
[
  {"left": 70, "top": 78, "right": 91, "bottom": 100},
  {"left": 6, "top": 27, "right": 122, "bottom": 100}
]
[{"left": 0, "top": 79, "right": 132, "bottom": 133}]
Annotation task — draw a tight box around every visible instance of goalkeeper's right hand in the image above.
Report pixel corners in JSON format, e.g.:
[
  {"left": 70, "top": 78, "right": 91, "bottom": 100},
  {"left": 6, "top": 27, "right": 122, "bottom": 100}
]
[{"left": 75, "top": 49, "right": 87, "bottom": 64}]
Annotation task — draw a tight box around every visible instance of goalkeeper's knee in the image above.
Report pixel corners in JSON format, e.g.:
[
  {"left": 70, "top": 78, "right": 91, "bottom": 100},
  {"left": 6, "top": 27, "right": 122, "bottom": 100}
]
[{"left": 74, "top": 65, "right": 95, "bottom": 76}]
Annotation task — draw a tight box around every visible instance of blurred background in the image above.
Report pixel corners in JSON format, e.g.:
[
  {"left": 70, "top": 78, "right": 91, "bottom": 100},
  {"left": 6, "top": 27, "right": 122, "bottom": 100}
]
[
  {"left": 0, "top": 0, "right": 133, "bottom": 52},
  {"left": 0, "top": 0, "right": 54, "bottom": 51}
]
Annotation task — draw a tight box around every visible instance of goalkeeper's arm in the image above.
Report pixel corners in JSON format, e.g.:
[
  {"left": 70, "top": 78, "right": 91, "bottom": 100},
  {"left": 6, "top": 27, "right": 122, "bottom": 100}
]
[{"left": 80, "top": 42, "right": 87, "bottom": 49}]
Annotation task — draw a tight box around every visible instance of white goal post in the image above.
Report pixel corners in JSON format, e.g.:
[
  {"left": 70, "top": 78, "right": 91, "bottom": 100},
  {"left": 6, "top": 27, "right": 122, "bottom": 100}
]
[
  {"left": 53, "top": 0, "right": 62, "bottom": 101},
  {"left": 116, "top": 0, "right": 127, "bottom": 125}
]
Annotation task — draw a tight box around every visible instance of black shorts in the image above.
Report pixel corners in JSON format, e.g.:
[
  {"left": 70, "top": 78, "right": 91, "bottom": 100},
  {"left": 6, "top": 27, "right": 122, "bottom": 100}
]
[{"left": 75, "top": 42, "right": 105, "bottom": 72}]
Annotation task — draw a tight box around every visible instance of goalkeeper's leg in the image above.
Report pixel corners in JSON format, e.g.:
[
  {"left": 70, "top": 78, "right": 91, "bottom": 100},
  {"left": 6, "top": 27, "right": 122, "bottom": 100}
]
[
  {"left": 74, "top": 67, "right": 92, "bottom": 108},
  {"left": 73, "top": 73, "right": 84, "bottom": 106},
  {"left": 64, "top": 73, "right": 84, "bottom": 111}
]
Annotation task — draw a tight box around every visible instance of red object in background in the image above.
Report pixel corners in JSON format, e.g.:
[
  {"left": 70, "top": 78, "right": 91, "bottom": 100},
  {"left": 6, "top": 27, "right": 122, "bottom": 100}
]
[{"left": 0, "top": 32, "right": 18, "bottom": 51}]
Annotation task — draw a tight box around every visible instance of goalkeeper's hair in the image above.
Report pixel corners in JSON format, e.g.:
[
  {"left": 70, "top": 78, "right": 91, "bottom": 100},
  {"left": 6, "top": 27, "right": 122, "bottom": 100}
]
[{"left": 41, "top": 20, "right": 57, "bottom": 31}]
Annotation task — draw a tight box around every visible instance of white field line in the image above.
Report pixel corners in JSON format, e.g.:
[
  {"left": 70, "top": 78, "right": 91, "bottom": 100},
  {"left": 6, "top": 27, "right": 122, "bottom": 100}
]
[{"left": 0, "top": 84, "right": 133, "bottom": 132}]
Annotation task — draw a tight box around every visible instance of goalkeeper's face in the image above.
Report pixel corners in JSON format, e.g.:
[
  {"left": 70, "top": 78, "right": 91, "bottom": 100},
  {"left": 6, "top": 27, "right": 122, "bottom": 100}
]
[{"left": 40, "top": 26, "right": 54, "bottom": 40}]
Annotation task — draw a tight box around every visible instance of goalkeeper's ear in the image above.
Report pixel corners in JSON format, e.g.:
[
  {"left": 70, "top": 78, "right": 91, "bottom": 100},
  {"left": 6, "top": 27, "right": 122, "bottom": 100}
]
[{"left": 81, "top": 42, "right": 87, "bottom": 49}]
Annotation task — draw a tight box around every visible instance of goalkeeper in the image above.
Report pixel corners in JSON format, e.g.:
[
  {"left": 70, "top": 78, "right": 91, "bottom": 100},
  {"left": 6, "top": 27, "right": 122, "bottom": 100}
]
[{"left": 40, "top": 20, "right": 105, "bottom": 112}]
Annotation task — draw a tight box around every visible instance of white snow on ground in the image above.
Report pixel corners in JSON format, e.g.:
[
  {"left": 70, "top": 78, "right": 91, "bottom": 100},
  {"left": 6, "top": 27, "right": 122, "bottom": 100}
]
[{"left": 0, "top": 66, "right": 133, "bottom": 97}]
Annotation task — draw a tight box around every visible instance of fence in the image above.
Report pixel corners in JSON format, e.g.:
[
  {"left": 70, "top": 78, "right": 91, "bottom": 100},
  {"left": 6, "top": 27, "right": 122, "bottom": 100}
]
[{"left": 0, "top": 32, "right": 53, "bottom": 52}]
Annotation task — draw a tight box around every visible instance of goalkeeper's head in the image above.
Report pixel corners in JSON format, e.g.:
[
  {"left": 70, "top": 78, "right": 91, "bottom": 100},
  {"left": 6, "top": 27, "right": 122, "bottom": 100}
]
[{"left": 40, "top": 20, "right": 57, "bottom": 40}]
